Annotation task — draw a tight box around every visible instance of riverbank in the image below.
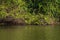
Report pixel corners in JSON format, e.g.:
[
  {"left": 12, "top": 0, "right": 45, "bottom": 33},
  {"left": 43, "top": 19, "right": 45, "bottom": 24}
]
[
  {"left": 0, "top": 16, "right": 60, "bottom": 26},
  {"left": 0, "top": 0, "right": 60, "bottom": 26}
]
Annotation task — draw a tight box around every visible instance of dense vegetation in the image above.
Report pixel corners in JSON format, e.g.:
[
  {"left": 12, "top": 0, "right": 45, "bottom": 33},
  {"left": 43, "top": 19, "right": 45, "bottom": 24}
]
[{"left": 0, "top": 0, "right": 60, "bottom": 25}]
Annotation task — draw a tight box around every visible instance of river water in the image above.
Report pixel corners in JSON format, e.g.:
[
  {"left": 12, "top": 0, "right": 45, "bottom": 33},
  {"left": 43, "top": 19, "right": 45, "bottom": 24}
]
[{"left": 0, "top": 25, "right": 60, "bottom": 40}]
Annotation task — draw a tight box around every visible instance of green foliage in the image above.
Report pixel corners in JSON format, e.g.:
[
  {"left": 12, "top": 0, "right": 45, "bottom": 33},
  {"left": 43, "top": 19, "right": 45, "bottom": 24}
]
[
  {"left": 0, "top": 0, "right": 60, "bottom": 25},
  {"left": 0, "top": 11, "right": 7, "bottom": 18}
]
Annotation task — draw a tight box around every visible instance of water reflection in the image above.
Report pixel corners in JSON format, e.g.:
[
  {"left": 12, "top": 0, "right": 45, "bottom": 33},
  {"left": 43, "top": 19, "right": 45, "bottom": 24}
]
[{"left": 0, "top": 25, "right": 60, "bottom": 40}]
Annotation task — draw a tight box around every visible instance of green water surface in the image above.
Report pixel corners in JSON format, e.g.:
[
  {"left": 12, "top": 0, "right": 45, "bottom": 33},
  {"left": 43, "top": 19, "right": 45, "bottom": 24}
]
[{"left": 0, "top": 25, "right": 60, "bottom": 40}]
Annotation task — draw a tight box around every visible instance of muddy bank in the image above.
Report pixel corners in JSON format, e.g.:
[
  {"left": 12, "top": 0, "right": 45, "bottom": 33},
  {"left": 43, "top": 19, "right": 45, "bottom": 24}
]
[
  {"left": 0, "top": 16, "right": 26, "bottom": 25},
  {"left": 0, "top": 16, "right": 60, "bottom": 26}
]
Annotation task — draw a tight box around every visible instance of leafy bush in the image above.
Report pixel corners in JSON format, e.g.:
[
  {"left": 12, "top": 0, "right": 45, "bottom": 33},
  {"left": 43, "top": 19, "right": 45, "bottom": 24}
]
[{"left": 0, "top": 0, "right": 60, "bottom": 25}]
